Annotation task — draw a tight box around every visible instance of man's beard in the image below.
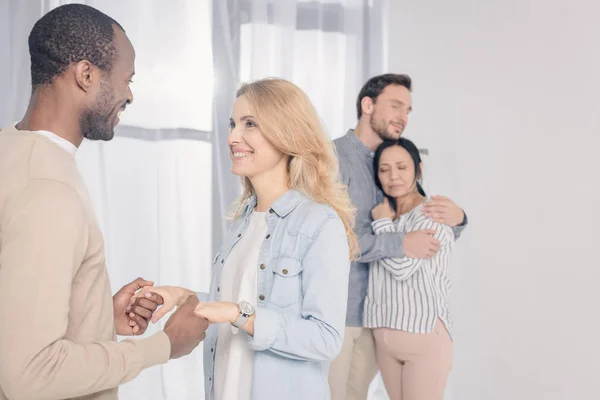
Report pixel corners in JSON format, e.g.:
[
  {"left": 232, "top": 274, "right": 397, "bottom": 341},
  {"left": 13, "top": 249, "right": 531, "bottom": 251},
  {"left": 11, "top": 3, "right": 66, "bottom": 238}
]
[
  {"left": 80, "top": 81, "right": 117, "bottom": 141},
  {"left": 370, "top": 114, "right": 400, "bottom": 141}
]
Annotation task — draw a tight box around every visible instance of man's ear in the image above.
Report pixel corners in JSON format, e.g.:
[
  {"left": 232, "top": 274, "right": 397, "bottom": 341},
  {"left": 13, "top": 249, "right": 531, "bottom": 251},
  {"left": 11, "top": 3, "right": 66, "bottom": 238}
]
[
  {"left": 361, "top": 96, "right": 375, "bottom": 116},
  {"left": 73, "top": 60, "right": 94, "bottom": 92}
]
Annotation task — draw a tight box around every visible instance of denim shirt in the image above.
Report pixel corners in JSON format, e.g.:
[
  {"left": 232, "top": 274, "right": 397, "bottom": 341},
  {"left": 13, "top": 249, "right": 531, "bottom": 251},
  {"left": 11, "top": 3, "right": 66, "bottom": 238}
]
[{"left": 201, "top": 189, "right": 350, "bottom": 400}]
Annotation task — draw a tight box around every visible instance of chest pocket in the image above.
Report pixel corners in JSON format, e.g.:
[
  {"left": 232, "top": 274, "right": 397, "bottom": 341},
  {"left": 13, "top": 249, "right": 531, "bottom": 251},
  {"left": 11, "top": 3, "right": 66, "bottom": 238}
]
[{"left": 269, "top": 257, "right": 303, "bottom": 309}]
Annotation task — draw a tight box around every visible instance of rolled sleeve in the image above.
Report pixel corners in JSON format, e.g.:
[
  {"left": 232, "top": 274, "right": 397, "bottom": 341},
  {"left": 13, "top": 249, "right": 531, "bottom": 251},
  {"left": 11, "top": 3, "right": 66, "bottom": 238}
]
[{"left": 247, "top": 307, "right": 284, "bottom": 351}]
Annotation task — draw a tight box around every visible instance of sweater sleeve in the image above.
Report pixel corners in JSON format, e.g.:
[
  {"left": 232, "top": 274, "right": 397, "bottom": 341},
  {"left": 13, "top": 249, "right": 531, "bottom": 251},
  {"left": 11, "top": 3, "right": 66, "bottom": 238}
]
[{"left": 0, "top": 180, "right": 170, "bottom": 400}]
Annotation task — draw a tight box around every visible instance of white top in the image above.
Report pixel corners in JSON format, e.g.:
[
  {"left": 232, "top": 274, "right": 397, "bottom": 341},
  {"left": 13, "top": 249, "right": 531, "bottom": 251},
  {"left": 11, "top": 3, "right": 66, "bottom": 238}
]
[
  {"left": 363, "top": 201, "right": 456, "bottom": 339},
  {"left": 214, "top": 211, "right": 267, "bottom": 400},
  {"left": 14, "top": 123, "right": 78, "bottom": 156}
]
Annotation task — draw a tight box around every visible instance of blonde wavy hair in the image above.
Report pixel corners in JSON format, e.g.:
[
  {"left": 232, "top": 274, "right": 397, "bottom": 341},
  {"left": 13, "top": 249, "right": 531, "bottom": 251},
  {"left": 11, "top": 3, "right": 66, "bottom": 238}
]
[{"left": 232, "top": 78, "right": 359, "bottom": 260}]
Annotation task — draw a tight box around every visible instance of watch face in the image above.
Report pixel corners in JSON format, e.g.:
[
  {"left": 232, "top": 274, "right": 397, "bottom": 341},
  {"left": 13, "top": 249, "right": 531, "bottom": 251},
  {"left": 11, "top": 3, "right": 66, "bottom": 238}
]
[{"left": 239, "top": 301, "right": 254, "bottom": 315}]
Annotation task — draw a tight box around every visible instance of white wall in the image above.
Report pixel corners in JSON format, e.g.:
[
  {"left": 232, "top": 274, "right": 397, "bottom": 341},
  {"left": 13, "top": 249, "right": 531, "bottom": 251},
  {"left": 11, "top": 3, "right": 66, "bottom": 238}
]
[{"left": 388, "top": 1, "right": 600, "bottom": 399}]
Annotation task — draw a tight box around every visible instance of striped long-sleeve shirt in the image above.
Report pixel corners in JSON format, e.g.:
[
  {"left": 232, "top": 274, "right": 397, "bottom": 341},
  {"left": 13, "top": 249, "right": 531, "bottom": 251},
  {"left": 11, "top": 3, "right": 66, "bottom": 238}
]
[{"left": 363, "top": 201, "right": 455, "bottom": 339}]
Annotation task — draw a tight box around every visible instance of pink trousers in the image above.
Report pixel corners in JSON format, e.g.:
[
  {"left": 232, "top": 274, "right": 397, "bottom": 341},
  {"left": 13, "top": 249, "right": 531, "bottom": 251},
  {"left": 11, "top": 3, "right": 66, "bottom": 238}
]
[{"left": 373, "top": 320, "right": 453, "bottom": 400}]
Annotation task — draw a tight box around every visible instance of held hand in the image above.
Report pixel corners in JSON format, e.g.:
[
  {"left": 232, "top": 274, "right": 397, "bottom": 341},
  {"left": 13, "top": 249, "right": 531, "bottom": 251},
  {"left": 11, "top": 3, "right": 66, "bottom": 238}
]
[
  {"left": 372, "top": 197, "right": 396, "bottom": 221},
  {"left": 404, "top": 230, "right": 440, "bottom": 259},
  {"left": 131, "top": 286, "right": 195, "bottom": 324},
  {"left": 422, "top": 195, "right": 465, "bottom": 226},
  {"left": 113, "top": 277, "right": 162, "bottom": 335},
  {"left": 164, "top": 296, "right": 209, "bottom": 359},
  {"left": 193, "top": 301, "right": 239, "bottom": 325}
]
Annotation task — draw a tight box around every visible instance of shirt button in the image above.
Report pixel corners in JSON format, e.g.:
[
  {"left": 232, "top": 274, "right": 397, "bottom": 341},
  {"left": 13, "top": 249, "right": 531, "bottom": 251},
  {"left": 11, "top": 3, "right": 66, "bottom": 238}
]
[
  {"left": 209, "top": 377, "right": 212, "bottom": 382},
  {"left": 260, "top": 264, "right": 266, "bottom": 270},
  {"left": 217, "top": 287, "right": 220, "bottom": 292},
  {"left": 265, "top": 234, "right": 271, "bottom": 239},
  {"left": 237, "top": 233, "right": 242, "bottom": 238},
  {"left": 269, "top": 209, "right": 274, "bottom": 214},
  {"left": 259, "top": 295, "right": 265, "bottom": 301},
  {"left": 282, "top": 269, "right": 288, "bottom": 275},
  {"left": 211, "top": 348, "right": 214, "bottom": 352}
]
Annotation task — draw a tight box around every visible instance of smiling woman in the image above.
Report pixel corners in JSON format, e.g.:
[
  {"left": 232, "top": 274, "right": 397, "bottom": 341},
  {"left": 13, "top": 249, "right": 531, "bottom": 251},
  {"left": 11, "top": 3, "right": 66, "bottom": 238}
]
[
  {"left": 228, "top": 95, "right": 288, "bottom": 184},
  {"left": 135, "top": 78, "right": 359, "bottom": 400}
]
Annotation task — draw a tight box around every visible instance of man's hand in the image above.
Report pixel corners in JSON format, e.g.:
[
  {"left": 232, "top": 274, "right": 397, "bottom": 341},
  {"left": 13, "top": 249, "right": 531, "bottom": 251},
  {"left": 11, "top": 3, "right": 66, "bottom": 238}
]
[
  {"left": 113, "top": 277, "right": 163, "bottom": 336},
  {"left": 404, "top": 230, "right": 440, "bottom": 259},
  {"left": 372, "top": 197, "right": 396, "bottom": 221},
  {"left": 164, "top": 296, "right": 209, "bottom": 359},
  {"left": 422, "top": 195, "right": 465, "bottom": 226}
]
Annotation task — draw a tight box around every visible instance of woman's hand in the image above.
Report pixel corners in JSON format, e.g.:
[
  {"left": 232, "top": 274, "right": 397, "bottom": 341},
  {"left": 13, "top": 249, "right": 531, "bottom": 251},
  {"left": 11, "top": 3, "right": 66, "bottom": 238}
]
[
  {"left": 193, "top": 301, "right": 239, "bottom": 324},
  {"left": 131, "top": 286, "right": 195, "bottom": 323},
  {"left": 194, "top": 301, "right": 255, "bottom": 335},
  {"left": 372, "top": 197, "right": 396, "bottom": 220}
]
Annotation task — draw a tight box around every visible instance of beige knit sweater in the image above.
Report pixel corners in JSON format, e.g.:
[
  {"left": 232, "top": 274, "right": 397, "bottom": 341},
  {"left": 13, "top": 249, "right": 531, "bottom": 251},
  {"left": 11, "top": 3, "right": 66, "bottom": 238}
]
[{"left": 0, "top": 125, "right": 170, "bottom": 400}]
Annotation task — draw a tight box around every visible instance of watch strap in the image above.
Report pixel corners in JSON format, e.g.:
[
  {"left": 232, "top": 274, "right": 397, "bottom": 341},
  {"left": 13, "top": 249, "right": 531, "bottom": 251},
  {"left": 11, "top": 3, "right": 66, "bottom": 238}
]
[{"left": 232, "top": 313, "right": 248, "bottom": 328}]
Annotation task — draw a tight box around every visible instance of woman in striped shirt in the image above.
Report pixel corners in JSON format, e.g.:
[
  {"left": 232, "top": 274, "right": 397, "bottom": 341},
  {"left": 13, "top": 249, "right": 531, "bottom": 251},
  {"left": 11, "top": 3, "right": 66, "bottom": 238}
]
[{"left": 364, "top": 138, "right": 455, "bottom": 400}]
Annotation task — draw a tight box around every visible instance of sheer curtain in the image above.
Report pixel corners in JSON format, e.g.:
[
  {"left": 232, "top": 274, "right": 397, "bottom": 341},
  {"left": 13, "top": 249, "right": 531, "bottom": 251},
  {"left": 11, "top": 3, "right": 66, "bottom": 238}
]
[
  {"left": 0, "top": 0, "right": 390, "bottom": 398},
  {"left": 237, "top": 0, "right": 388, "bottom": 139}
]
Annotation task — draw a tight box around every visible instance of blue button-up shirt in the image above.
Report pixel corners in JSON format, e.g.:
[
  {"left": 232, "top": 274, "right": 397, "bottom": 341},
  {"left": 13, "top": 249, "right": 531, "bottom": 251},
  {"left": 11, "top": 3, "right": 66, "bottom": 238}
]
[{"left": 200, "top": 189, "right": 350, "bottom": 400}]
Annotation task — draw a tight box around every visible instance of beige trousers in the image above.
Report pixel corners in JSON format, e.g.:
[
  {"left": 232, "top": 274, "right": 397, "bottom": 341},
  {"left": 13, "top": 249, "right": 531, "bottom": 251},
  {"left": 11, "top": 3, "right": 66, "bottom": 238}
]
[
  {"left": 329, "top": 327, "right": 379, "bottom": 400},
  {"left": 373, "top": 320, "right": 453, "bottom": 400}
]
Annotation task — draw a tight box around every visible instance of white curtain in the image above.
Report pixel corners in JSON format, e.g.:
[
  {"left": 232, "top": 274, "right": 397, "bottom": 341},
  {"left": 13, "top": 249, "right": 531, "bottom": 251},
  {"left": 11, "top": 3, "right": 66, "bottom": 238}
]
[
  {"left": 77, "top": 133, "right": 212, "bottom": 400},
  {"left": 236, "top": 0, "right": 388, "bottom": 139},
  {"left": 0, "top": 0, "right": 390, "bottom": 398}
]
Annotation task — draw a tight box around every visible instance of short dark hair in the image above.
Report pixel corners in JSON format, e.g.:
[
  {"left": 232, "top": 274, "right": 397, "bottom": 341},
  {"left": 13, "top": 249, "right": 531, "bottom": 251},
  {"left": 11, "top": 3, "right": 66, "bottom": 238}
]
[
  {"left": 374, "top": 137, "right": 426, "bottom": 209},
  {"left": 356, "top": 74, "right": 412, "bottom": 120},
  {"left": 28, "top": 4, "right": 125, "bottom": 88}
]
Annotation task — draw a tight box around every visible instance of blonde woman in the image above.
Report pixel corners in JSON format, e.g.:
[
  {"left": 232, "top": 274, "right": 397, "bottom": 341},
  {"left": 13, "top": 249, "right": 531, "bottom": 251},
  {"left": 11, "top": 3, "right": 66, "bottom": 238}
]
[{"left": 134, "top": 78, "right": 358, "bottom": 400}]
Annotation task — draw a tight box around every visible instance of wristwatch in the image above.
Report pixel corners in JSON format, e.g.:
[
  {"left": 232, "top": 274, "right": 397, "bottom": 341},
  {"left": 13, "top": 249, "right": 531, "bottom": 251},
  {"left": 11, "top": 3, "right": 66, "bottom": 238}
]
[{"left": 232, "top": 300, "right": 255, "bottom": 328}]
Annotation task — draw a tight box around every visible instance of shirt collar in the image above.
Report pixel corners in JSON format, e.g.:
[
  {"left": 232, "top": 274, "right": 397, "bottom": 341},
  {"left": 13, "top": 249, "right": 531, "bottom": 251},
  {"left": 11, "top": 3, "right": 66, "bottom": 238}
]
[
  {"left": 242, "top": 189, "right": 306, "bottom": 218},
  {"left": 14, "top": 122, "right": 78, "bottom": 156}
]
